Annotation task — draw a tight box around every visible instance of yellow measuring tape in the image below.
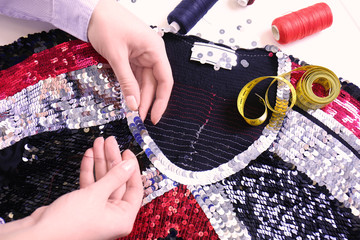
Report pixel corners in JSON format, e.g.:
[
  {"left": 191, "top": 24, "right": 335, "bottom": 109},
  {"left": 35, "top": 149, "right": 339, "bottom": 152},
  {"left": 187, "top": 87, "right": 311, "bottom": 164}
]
[{"left": 237, "top": 65, "right": 340, "bottom": 126}]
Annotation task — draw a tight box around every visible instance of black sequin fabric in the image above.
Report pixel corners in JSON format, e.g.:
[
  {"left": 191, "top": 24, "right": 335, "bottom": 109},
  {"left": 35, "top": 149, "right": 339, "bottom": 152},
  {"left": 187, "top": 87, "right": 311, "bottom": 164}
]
[{"left": 1, "top": 30, "right": 360, "bottom": 240}]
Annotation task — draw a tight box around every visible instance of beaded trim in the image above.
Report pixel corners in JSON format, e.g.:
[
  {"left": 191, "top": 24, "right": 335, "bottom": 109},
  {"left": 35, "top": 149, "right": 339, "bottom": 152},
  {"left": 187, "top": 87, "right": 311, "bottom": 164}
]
[
  {"left": 126, "top": 47, "right": 293, "bottom": 185},
  {"left": 0, "top": 63, "right": 125, "bottom": 150}
]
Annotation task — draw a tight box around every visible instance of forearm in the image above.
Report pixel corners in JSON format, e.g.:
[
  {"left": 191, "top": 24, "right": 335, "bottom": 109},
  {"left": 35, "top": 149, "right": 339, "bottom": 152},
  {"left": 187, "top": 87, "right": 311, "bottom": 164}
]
[
  {"left": 0, "top": 0, "right": 99, "bottom": 41},
  {"left": 0, "top": 216, "right": 42, "bottom": 240},
  {"left": 0, "top": 0, "right": 52, "bottom": 23},
  {"left": 52, "top": 0, "right": 99, "bottom": 41}
]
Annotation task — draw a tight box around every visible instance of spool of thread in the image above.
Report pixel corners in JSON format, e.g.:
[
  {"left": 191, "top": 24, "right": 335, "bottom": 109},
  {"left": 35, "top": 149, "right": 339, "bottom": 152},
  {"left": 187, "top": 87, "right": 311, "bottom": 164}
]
[
  {"left": 167, "top": 0, "right": 218, "bottom": 34},
  {"left": 237, "top": 0, "right": 255, "bottom": 7},
  {"left": 271, "top": 2, "right": 333, "bottom": 44}
]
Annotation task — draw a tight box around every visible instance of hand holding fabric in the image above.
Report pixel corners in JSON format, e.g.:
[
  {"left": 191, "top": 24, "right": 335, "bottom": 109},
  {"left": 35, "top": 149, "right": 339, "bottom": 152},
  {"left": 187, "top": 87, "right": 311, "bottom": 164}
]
[{"left": 88, "top": 0, "right": 174, "bottom": 124}]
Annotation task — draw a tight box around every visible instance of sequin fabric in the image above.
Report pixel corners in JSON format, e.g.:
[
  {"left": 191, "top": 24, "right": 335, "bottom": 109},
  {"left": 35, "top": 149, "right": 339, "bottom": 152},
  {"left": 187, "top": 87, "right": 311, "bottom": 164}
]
[
  {"left": 0, "top": 31, "right": 360, "bottom": 240},
  {"left": 223, "top": 151, "right": 358, "bottom": 239},
  {"left": 123, "top": 185, "right": 220, "bottom": 240},
  {"left": 0, "top": 39, "right": 105, "bottom": 100},
  {"left": 0, "top": 63, "right": 126, "bottom": 149},
  {"left": 0, "top": 121, "right": 132, "bottom": 214},
  {"left": 0, "top": 29, "right": 76, "bottom": 70}
]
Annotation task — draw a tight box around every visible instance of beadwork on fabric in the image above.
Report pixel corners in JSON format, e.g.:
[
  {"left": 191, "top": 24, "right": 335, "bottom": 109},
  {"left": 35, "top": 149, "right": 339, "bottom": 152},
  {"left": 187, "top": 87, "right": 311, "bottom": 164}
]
[{"left": 0, "top": 30, "right": 360, "bottom": 239}]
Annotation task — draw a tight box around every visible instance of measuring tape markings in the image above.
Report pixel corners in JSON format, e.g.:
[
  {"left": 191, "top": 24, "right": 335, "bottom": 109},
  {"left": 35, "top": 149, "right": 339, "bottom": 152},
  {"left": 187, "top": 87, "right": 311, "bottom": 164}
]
[
  {"left": 237, "top": 65, "right": 340, "bottom": 126},
  {"left": 237, "top": 75, "right": 296, "bottom": 126}
]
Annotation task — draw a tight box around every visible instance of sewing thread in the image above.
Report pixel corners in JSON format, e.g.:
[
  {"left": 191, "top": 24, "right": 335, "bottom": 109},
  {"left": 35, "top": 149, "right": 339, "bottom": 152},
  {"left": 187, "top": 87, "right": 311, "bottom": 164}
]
[
  {"left": 167, "top": 0, "right": 218, "bottom": 34},
  {"left": 271, "top": 2, "right": 333, "bottom": 44}
]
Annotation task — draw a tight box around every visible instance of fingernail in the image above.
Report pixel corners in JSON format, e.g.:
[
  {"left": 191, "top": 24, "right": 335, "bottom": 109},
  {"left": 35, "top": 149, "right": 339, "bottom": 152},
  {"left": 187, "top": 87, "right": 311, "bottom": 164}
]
[
  {"left": 151, "top": 114, "right": 162, "bottom": 125},
  {"left": 119, "top": 159, "right": 135, "bottom": 172},
  {"left": 125, "top": 95, "right": 138, "bottom": 111},
  {"left": 152, "top": 116, "right": 160, "bottom": 125}
]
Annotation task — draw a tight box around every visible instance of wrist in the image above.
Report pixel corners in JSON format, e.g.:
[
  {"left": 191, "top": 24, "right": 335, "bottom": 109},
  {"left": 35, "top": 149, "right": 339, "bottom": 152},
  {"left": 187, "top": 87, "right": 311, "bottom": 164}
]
[{"left": 0, "top": 216, "right": 41, "bottom": 239}]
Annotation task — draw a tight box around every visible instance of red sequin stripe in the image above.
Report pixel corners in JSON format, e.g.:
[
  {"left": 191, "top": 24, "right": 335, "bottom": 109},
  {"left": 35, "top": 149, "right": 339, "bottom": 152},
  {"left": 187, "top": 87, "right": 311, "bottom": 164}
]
[
  {"left": 322, "top": 90, "right": 360, "bottom": 138},
  {"left": 0, "top": 40, "right": 107, "bottom": 100},
  {"left": 120, "top": 185, "right": 219, "bottom": 240}
]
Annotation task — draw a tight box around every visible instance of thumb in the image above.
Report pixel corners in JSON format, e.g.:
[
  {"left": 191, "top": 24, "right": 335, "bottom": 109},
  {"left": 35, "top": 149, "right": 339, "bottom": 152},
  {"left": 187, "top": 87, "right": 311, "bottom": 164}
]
[
  {"left": 94, "top": 158, "right": 137, "bottom": 198},
  {"left": 109, "top": 56, "right": 140, "bottom": 111}
]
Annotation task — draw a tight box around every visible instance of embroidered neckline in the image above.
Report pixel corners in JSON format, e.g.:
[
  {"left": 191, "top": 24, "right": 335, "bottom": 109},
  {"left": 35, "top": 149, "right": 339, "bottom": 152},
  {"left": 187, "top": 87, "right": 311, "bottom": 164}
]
[{"left": 126, "top": 43, "right": 292, "bottom": 185}]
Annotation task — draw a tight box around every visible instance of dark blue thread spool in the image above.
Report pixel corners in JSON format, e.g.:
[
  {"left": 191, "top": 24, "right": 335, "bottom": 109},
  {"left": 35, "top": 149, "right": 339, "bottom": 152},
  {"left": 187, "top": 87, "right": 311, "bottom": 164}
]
[{"left": 167, "top": 0, "right": 218, "bottom": 34}]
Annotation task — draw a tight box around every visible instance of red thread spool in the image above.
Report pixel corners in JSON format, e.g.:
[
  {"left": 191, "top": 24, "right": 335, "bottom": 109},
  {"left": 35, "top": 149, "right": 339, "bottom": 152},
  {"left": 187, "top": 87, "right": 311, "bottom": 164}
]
[{"left": 271, "top": 2, "right": 333, "bottom": 44}]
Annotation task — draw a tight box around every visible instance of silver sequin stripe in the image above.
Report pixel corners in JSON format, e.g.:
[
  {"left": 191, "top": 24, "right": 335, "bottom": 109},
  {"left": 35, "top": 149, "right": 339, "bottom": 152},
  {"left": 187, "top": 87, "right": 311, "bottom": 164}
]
[
  {"left": 308, "top": 108, "right": 360, "bottom": 156},
  {"left": 273, "top": 109, "right": 360, "bottom": 217},
  {"left": 188, "top": 184, "right": 251, "bottom": 240},
  {"left": 0, "top": 63, "right": 126, "bottom": 150}
]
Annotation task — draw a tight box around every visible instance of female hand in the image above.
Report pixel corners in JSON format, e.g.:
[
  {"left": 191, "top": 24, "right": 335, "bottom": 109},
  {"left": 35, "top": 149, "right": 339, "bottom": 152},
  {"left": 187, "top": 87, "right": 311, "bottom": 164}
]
[
  {"left": 1, "top": 136, "right": 143, "bottom": 240},
  {"left": 88, "top": 0, "right": 174, "bottom": 124}
]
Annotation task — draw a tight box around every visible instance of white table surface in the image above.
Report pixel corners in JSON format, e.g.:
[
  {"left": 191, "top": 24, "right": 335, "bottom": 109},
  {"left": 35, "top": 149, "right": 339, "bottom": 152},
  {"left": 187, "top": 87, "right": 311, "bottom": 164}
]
[{"left": 0, "top": 0, "right": 359, "bottom": 86}]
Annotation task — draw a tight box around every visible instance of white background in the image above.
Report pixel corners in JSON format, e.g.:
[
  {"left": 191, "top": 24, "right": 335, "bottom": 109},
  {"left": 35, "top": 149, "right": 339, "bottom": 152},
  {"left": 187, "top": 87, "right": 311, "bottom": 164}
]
[{"left": 0, "top": 0, "right": 359, "bottom": 86}]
